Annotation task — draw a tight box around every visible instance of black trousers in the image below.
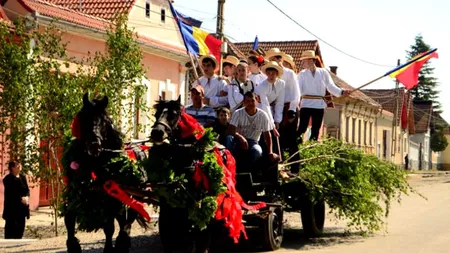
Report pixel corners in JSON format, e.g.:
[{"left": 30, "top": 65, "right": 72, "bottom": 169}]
[
  {"left": 298, "top": 108, "right": 324, "bottom": 144},
  {"left": 4, "top": 217, "right": 26, "bottom": 239}
]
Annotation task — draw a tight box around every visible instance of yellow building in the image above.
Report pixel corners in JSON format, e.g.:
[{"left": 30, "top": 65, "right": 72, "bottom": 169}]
[{"left": 361, "top": 89, "right": 414, "bottom": 166}]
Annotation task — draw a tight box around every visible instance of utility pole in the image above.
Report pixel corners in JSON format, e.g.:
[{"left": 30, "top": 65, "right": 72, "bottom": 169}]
[
  {"left": 392, "top": 59, "right": 400, "bottom": 158},
  {"left": 216, "top": 0, "right": 225, "bottom": 76}
]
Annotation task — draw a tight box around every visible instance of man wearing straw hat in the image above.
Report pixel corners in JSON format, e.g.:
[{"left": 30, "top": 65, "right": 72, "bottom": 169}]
[
  {"left": 192, "top": 54, "right": 228, "bottom": 108},
  {"left": 297, "top": 50, "right": 350, "bottom": 143},
  {"left": 265, "top": 48, "right": 300, "bottom": 157}
]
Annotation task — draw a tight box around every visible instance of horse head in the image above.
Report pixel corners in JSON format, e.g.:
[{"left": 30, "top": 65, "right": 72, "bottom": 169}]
[
  {"left": 74, "top": 92, "right": 121, "bottom": 156},
  {"left": 150, "top": 95, "right": 182, "bottom": 144}
]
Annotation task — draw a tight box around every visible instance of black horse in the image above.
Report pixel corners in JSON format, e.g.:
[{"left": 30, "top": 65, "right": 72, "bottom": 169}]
[
  {"left": 62, "top": 92, "right": 148, "bottom": 253},
  {"left": 149, "top": 96, "right": 230, "bottom": 253}
]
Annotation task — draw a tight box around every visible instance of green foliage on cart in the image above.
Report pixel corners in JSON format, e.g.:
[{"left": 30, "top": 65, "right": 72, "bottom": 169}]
[
  {"left": 281, "top": 139, "right": 423, "bottom": 234},
  {"left": 143, "top": 129, "right": 227, "bottom": 230}
]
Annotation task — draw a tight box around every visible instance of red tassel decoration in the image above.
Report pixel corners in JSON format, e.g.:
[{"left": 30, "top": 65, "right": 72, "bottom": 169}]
[{"left": 213, "top": 147, "right": 266, "bottom": 243}]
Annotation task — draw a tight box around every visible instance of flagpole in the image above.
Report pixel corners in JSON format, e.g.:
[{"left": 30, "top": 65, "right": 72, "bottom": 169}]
[
  {"left": 349, "top": 48, "right": 438, "bottom": 94},
  {"left": 168, "top": 0, "right": 201, "bottom": 87}
]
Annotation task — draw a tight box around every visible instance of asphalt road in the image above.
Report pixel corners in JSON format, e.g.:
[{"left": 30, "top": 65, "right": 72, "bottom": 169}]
[{"left": 0, "top": 173, "right": 448, "bottom": 253}]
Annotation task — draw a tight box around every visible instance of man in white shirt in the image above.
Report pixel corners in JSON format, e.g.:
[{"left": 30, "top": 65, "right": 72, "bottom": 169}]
[
  {"left": 229, "top": 92, "right": 278, "bottom": 163},
  {"left": 265, "top": 48, "right": 300, "bottom": 156},
  {"left": 297, "top": 50, "right": 350, "bottom": 143},
  {"left": 192, "top": 55, "right": 228, "bottom": 108}
]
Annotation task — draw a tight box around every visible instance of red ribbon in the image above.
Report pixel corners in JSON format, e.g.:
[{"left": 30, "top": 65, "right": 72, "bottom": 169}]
[
  {"left": 70, "top": 115, "right": 81, "bottom": 139},
  {"left": 213, "top": 147, "right": 266, "bottom": 243},
  {"left": 178, "top": 111, "right": 205, "bottom": 140},
  {"left": 103, "top": 180, "right": 151, "bottom": 221},
  {"left": 90, "top": 172, "right": 151, "bottom": 222},
  {"left": 192, "top": 162, "right": 210, "bottom": 191}
]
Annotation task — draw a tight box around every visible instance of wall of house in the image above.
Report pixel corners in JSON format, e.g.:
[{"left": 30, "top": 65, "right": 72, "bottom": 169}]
[
  {"left": 409, "top": 131, "right": 431, "bottom": 170},
  {"left": 129, "top": 0, "right": 185, "bottom": 48},
  {"left": 340, "top": 103, "right": 377, "bottom": 154},
  {"left": 438, "top": 134, "right": 450, "bottom": 170},
  {"left": 375, "top": 112, "right": 393, "bottom": 161},
  {"left": 323, "top": 108, "right": 340, "bottom": 139},
  {"left": 408, "top": 140, "right": 420, "bottom": 170}
]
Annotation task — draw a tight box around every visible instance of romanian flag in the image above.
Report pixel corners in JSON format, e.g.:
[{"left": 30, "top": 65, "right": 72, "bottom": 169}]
[
  {"left": 386, "top": 48, "right": 438, "bottom": 90},
  {"left": 169, "top": 2, "right": 222, "bottom": 64}
]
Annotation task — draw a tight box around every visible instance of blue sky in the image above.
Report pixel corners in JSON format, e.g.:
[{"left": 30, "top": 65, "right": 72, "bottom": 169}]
[{"left": 174, "top": 0, "right": 450, "bottom": 122}]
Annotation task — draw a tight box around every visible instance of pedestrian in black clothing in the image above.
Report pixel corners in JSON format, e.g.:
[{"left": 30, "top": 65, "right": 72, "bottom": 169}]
[{"left": 2, "top": 161, "right": 30, "bottom": 239}]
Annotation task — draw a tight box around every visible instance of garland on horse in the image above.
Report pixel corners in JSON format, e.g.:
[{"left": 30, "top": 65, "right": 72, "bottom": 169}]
[
  {"left": 144, "top": 96, "right": 266, "bottom": 252},
  {"left": 59, "top": 92, "right": 150, "bottom": 253}
]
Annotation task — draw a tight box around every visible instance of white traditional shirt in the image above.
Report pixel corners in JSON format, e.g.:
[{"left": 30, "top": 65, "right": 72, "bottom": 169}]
[
  {"left": 248, "top": 72, "right": 267, "bottom": 86},
  {"left": 297, "top": 68, "right": 343, "bottom": 109},
  {"left": 255, "top": 78, "right": 285, "bottom": 124},
  {"left": 281, "top": 67, "right": 300, "bottom": 111},
  {"left": 192, "top": 75, "right": 228, "bottom": 108},
  {"left": 227, "top": 80, "right": 244, "bottom": 113}
]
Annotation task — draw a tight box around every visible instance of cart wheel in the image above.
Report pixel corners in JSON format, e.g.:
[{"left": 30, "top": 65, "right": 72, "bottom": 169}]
[
  {"left": 261, "top": 208, "right": 284, "bottom": 251},
  {"left": 300, "top": 198, "right": 325, "bottom": 238}
]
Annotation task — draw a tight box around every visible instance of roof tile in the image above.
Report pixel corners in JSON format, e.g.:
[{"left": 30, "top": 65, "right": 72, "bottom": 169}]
[
  {"left": 45, "top": 0, "right": 136, "bottom": 20},
  {"left": 233, "top": 40, "right": 320, "bottom": 67}
]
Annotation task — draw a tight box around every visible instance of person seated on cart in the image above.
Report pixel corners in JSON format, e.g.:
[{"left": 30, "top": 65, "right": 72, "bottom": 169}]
[
  {"left": 228, "top": 92, "right": 278, "bottom": 165},
  {"left": 213, "top": 107, "right": 233, "bottom": 148},
  {"left": 185, "top": 85, "right": 216, "bottom": 128}
]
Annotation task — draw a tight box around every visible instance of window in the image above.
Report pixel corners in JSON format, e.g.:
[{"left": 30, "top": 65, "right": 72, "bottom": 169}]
[
  {"left": 369, "top": 122, "right": 373, "bottom": 145},
  {"left": 358, "top": 120, "right": 362, "bottom": 145},
  {"left": 345, "top": 117, "right": 350, "bottom": 142},
  {"left": 352, "top": 118, "right": 356, "bottom": 143},
  {"left": 145, "top": 1, "right": 150, "bottom": 18},
  {"left": 161, "top": 8, "right": 166, "bottom": 23},
  {"left": 364, "top": 121, "right": 367, "bottom": 145}
]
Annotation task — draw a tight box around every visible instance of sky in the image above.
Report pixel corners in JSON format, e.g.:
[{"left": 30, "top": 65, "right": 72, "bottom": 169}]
[{"left": 174, "top": 0, "right": 450, "bottom": 122}]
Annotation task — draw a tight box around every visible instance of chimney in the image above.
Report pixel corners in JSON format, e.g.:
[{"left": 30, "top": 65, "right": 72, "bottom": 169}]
[{"left": 330, "top": 66, "right": 338, "bottom": 75}]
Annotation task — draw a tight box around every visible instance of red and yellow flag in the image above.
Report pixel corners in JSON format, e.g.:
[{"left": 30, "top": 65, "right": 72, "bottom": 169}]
[{"left": 387, "top": 49, "right": 438, "bottom": 90}]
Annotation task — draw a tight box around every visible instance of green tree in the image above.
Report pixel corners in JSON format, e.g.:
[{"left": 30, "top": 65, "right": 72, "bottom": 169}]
[
  {"left": 0, "top": 14, "right": 148, "bottom": 235},
  {"left": 406, "top": 34, "right": 441, "bottom": 113}
]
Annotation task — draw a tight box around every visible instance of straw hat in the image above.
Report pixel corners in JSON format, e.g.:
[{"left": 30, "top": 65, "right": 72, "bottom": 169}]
[
  {"left": 261, "top": 61, "right": 284, "bottom": 77},
  {"left": 300, "top": 50, "right": 318, "bottom": 60},
  {"left": 199, "top": 54, "right": 218, "bottom": 68},
  {"left": 222, "top": 55, "right": 239, "bottom": 67},
  {"left": 265, "top": 48, "right": 284, "bottom": 59},
  {"left": 283, "top": 53, "right": 296, "bottom": 68}
]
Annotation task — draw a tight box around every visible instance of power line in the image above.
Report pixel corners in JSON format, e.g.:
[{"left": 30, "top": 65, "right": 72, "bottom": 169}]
[{"left": 266, "top": 0, "right": 395, "bottom": 68}]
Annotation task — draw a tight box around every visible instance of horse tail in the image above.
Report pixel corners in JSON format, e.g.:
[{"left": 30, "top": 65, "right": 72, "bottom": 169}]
[{"left": 135, "top": 214, "right": 151, "bottom": 230}]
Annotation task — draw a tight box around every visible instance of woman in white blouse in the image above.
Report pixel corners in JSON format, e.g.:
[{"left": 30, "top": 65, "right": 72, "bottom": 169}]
[
  {"left": 247, "top": 54, "right": 267, "bottom": 86},
  {"left": 256, "top": 61, "right": 285, "bottom": 130}
]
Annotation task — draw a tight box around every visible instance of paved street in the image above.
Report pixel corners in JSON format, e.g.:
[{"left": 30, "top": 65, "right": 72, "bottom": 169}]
[{"left": 0, "top": 172, "right": 448, "bottom": 253}]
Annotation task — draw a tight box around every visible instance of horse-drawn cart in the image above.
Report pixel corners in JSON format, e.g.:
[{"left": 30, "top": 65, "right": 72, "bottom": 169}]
[{"left": 232, "top": 154, "right": 326, "bottom": 251}]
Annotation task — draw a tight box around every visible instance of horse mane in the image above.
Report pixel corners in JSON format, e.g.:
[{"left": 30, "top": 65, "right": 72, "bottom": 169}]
[{"left": 72, "top": 100, "right": 124, "bottom": 150}]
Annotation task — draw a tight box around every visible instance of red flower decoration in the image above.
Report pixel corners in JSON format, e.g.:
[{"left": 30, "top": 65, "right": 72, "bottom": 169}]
[{"left": 257, "top": 55, "right": 264, "bottom": 63}]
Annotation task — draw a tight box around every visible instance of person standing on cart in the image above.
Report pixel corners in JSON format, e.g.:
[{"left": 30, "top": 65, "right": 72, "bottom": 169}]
[
  {"left": 192, "top": 55, "right": 228, "bottom": 109},
  {"left": 265, "top": 48, "right": 300, "bottom": 157},
  {"left": 297, "top": 50, "right": 350, "bottom": 143}
]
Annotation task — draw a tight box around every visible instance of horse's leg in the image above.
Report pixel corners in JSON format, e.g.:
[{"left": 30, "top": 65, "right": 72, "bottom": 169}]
[
  {"left": 65, "top": 211, "right": 81, "bottom": 253},
  {"left": 103, "top": 218, "right": 115, "bottom": 253},
  {"left": 194, "top": 225, "right": 212, "bottom": 253},
  {"left": 114, "top": 209, "right": 136, "bottom": 253}
]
